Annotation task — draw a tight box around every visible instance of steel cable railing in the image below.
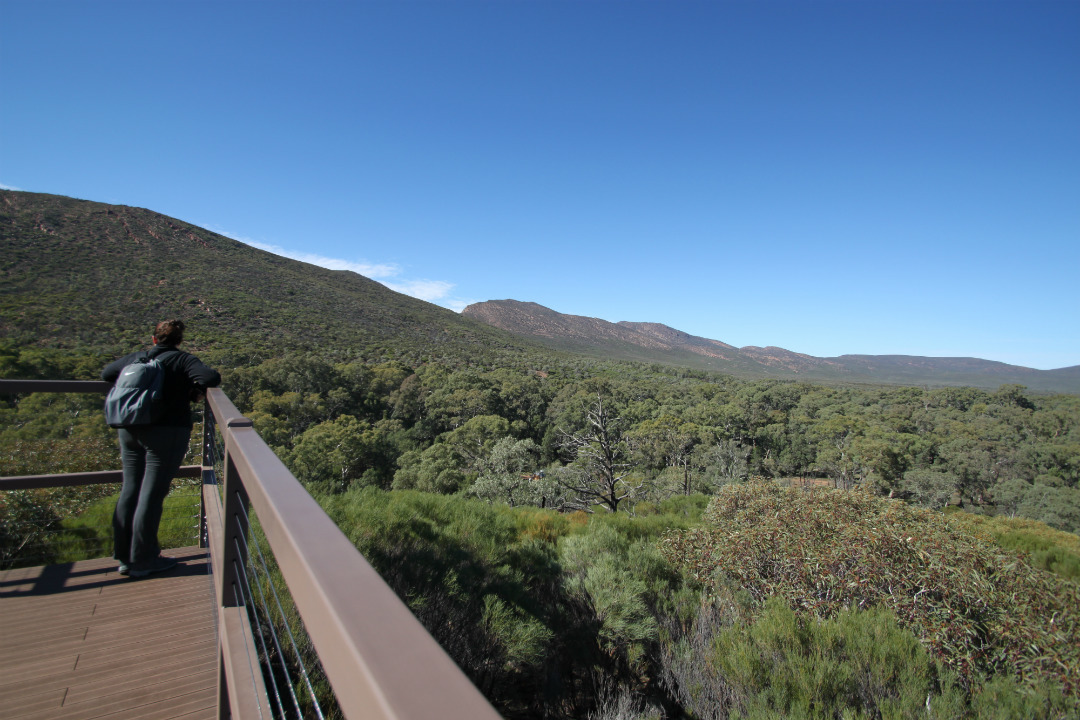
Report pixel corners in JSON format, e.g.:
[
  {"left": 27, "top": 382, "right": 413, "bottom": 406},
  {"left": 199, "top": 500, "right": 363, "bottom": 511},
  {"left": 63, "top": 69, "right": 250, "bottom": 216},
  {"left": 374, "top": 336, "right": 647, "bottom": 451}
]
[
  {"left": 233, "top": 501, "right": 327, "bottom": 720},
  {"left": 205, "top": 410, "right": 277, "bottom": 718},
  {"left": 232, "top": 510, "right": 316, "bottom": 719},
  {"left": 202, "top": 393, "right": 338, "bottom": 719},
  {"left": 229, "top": 555, "right": 274, "bottom": 720},
  {"left": 230, "top": 543, "right": 291, "bottom": 719},
  {"left": 204, "top": 408, "right": 287, "bottom": 718}
]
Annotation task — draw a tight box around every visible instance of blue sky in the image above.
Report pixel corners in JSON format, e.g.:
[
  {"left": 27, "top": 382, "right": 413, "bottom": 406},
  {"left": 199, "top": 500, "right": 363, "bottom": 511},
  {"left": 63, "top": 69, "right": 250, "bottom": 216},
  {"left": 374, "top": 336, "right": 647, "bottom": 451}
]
[{"left": 2, "top": 1, "right": 1077, "bottom": 370}]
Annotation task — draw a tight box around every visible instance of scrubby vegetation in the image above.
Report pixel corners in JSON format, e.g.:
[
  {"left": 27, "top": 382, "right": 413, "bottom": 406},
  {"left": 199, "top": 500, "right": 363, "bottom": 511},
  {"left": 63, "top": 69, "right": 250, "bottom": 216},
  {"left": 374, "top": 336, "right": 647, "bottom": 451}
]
[
  {"left": 8, "top": 345, "right": 1079, "bottom": 534},
  {"left": 0, "top": 480, "right": 200, "bottom": 568},
  {"left": 0, "top": 386, "right": 201, "bottom": 567},
  {"left": 944, "top": 506, "right": 1080, "bottom": 582},
  {"left": 5, "top": 343, "right": 1080, "bottom": 716},
  {"left": 662, "top": 483, "right": 1079, "bottom": 704},
  {"left": 5, "top": 190, "right": 1080, "bottom": 717},
  {"left": 278, "top": 488, "right": 1079, "bottom": 719}
]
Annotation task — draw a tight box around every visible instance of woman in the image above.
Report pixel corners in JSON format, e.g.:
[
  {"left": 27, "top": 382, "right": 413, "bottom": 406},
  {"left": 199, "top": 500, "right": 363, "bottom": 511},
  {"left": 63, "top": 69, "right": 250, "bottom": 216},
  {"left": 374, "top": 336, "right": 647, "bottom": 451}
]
[{"left": 102, "top": 320, "right": 220, "bottom": 578}]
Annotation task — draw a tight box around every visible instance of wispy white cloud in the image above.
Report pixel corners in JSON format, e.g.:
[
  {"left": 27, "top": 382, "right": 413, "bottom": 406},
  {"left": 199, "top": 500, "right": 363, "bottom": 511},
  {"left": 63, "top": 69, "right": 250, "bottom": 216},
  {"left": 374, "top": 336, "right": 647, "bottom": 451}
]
[
  {"left": 206, "top": 225, "right": 474, "bottom": 311},
  {"left": 379, "top": 278, "right": 476, "bottom": 312},
  {"left": 382, "top": 279, "right": 455, "bottom": 303},
  {"left": 442, "top": 298, "right": 475, "bottom": 313},
  {"left": 245, "top": 240, "right": 400, "bottom": 279},
  {"left": 381, "top": 278, "right": 476, "bottom": 312},
  {"left": 0, "top": 182, "right": 23, "bottom": 191}
]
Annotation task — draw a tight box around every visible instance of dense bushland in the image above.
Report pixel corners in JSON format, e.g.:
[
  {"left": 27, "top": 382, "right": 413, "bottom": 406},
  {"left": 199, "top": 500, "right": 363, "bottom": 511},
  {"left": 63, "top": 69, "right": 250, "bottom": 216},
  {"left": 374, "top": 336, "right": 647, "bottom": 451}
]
[
  {"left": 5, "top": 339, "right": 1080, "bottom": 532},
  {"left": 0, "top": 480, "right": 200, "bottom": 568},
  {"left": 229, "top": 356, "right": 1080, "bottom": 532},
  {"left": 314, "top": 489, "right": 704, "bottom": 718},
  {"left": 0, "top": 382, "right": 202, "bottom": 568},
  {"left": 662, "top": 482, "right": 1079, "bottom": 714},
  {"left": 6, "top": 191, "right": 1080, "bottom": 716},
  {"left": 303, "top": 488, "right": 1077, "bottom": 719},
  {"left": 5, "top": 344, "right": 1080, "bottom": 715}
]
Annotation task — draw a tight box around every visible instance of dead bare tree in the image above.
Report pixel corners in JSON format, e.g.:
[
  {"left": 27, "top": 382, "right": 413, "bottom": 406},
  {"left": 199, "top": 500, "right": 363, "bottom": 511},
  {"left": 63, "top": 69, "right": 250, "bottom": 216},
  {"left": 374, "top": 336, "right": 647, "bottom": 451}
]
[{"left": 556, "top": 394, "right": 643, "bottom": 512}]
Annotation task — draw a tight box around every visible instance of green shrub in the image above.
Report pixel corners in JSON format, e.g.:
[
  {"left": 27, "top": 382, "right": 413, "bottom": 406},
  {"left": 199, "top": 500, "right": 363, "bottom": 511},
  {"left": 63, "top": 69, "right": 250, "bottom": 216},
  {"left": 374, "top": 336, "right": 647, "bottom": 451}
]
[
  {"left": 506, "top": 505, "right": 575, "bottom": 544},
  {"left": 0, "top": 486, "right": 116, "bottom": 568},
  {"left": 559, "top": 523, "right": 664, "bottom": 669},
  {"left": 661, "top": 481, "right": 1080, "bottom": 701},
  {"left": 0, "top": 437, "right": 118, "bottom": 476},
  {"left": 52, "top": 480, "right": 202, "bottom": 562},
  {"left": 944, "top": 507, "right": 1080, "bottom": 582},
  {"left": 660, "top": 596, "right": 1076, "bottom": 720},
  {"left": 315, "top": 487, "right": 707, "bottom": 719},
  {"left": 900, "top": 468, "right": 958, "bottom": 510},
  {"left": 317, "top": 487, "right": 560, "bottom": 715},
  {"left": 968, "top": 674, "right": 1074, "bottom": 720},
  {"left": 991, "top": 479, "right": 1080, "bottom": 534},
  {"left": 710, "top": 599, "right": 967, "bottom": 719}
]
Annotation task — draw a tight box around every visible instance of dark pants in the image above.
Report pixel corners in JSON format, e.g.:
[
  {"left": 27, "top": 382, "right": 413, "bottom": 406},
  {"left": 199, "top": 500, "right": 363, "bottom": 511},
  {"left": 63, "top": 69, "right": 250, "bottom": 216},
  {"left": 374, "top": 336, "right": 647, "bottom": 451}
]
[{"left": 113, "top": 425, "right": 191, "bottom": 567}]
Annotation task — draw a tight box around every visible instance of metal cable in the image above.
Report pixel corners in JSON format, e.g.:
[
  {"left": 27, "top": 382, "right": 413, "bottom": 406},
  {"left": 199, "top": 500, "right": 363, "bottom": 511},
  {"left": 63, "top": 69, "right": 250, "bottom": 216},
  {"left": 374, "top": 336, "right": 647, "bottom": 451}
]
[
  {"left": 207, "top": 431, "right": 224, "bottom": 469},
  {"left": 233, "top": 515, "right": 306, "bottom": 719},
  {"left": 235, "top": 500, "right": 326, "bottom": 720},
  {"left": 230, "top": 559, "right": 272, "bottom": 720},
  {"left": 232, "top": 538, "right": 292, "bottom": 720},
  {"left": 233, "top": 535, "right": 295, "bottom": 720},
  {"left": 205, "top": 413, "right": 225, "bottom": 469}
]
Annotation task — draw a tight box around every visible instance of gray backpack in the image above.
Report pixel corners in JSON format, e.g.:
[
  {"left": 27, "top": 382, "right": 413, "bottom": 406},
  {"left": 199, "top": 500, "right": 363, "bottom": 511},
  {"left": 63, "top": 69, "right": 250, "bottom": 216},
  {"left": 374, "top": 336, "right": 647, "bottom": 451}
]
[{"left": 104, "top": 354, "right": 166, "bottom": 428}]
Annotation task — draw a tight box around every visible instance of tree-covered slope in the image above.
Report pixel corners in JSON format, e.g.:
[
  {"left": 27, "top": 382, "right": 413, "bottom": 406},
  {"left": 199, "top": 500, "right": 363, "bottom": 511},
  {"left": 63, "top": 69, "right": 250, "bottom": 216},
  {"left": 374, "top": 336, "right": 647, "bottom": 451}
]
[
  {"left": 464, "top": 299, "right": 1080, "bottom": 392},
  {"left": 0, "top": 191, "right": 530, "bottom": 362},
  {"left": 4, "top": 190, "right": 1076, "bottom": 393}
]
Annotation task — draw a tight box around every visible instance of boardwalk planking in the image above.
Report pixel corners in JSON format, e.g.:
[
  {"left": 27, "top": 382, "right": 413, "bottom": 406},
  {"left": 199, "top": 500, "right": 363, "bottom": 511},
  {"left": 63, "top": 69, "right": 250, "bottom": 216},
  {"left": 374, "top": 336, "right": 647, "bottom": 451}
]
[{"left": 0, "top": 547, "right": 217, "bottom": 720}]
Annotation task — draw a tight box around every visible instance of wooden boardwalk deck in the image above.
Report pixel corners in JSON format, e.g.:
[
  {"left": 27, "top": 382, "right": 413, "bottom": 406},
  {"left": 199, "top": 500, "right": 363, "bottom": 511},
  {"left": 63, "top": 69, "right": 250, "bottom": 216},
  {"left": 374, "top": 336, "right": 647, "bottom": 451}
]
[{"left": 0, "top": 546, "right": 217, "bottom": 720}]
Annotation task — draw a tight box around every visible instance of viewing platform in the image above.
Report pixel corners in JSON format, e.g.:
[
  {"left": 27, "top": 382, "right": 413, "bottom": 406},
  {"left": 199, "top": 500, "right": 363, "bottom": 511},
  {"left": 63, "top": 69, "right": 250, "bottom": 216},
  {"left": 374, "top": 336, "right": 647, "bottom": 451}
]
[
  {"left": 1, "top": 547, "right": 216, "bottom": 720},
  {"left": 1, "top": 379, "right": 504, "bottom": 720}
]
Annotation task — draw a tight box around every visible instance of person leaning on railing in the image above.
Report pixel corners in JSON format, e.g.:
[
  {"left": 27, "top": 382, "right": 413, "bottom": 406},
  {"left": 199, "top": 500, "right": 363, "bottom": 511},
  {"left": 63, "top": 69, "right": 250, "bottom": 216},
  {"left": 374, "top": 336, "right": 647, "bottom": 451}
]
[{"left": 102, "top": 319, "right": 220, "bottom": 578}]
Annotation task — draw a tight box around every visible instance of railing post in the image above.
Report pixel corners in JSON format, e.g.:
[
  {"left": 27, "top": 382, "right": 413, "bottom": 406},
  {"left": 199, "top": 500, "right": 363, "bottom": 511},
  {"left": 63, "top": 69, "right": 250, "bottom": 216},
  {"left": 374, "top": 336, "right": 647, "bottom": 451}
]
[
  {"left": 220, "top": 428, "right": 253, "bottom": 609},
  {"left": 217, "top": 415, "right": 255, "bottom": 720}
]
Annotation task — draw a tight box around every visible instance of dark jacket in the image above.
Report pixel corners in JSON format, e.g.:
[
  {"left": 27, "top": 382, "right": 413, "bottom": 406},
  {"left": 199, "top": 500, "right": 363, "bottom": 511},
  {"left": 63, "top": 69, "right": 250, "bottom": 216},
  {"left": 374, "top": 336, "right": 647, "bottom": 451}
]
[{"left": 102, "top": 344, "right": 221, "bottom": 427}]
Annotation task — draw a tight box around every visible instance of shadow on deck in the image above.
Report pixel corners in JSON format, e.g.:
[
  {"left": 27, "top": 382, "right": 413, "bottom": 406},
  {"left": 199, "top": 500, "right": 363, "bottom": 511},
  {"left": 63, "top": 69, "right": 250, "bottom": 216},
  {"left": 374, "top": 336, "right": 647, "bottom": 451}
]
[{"left": 0, "top": 547, "right": 216, "bottom": 720}]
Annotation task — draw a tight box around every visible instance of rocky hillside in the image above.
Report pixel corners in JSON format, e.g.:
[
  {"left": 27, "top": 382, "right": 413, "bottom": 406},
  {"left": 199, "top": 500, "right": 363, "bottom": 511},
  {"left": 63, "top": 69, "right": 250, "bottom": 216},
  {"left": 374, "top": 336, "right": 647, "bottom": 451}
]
[
  {"left": 5, "top": 190, "right": 1076, "bottom": 392},
  {"left": 463, "top": 300, "right": 1080, "bottom": 392}
]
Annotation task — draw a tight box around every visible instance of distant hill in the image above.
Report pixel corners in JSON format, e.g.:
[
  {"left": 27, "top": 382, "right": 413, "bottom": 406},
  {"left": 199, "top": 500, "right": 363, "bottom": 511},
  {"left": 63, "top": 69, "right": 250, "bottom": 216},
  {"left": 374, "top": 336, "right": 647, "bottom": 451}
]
[
  {"left": 463, "top": 300, "right": 1080, "bottom": 393},
  {"left": 0, "top": 191, "right": 526, "bottom": 363},
  {"left": 5, "top": 191, "right": 1076, "bottom": 393}
]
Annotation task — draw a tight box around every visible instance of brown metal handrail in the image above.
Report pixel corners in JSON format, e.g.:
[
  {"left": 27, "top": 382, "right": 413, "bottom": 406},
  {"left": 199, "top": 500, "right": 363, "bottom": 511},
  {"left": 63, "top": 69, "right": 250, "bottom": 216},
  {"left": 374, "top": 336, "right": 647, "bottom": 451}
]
[
  {"left": 0, "top": 380, "right": 201, "bottom": 490},
  {"left": 0, "top": 379, "right": 502, "bottom": 719},
  {"left": 203, "top": 387, "right": 502, "bottom": 720},
  {"left": 0, "top": 465, "right": 202, "bottom": 490},
  {"left": 0, "top": 379, "right": 112, "bottom": 394}
]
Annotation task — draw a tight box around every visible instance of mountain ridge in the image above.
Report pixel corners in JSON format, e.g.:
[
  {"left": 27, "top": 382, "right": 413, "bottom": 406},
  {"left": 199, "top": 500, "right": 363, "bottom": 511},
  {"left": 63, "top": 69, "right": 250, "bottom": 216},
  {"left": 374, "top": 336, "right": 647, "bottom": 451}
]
[
  {"left": 3, "top": 190, "right": 1076, "bottom": 392},
  {"left": 462, "top": 299, "right": 1080, "bottom": 392}
]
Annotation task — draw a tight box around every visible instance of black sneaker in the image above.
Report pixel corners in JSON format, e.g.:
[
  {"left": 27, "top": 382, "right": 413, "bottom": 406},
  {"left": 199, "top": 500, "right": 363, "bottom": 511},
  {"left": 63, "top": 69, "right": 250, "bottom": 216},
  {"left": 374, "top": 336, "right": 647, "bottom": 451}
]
[{"left": 129, "top": 556, "right": 178, "bottom": 578}]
